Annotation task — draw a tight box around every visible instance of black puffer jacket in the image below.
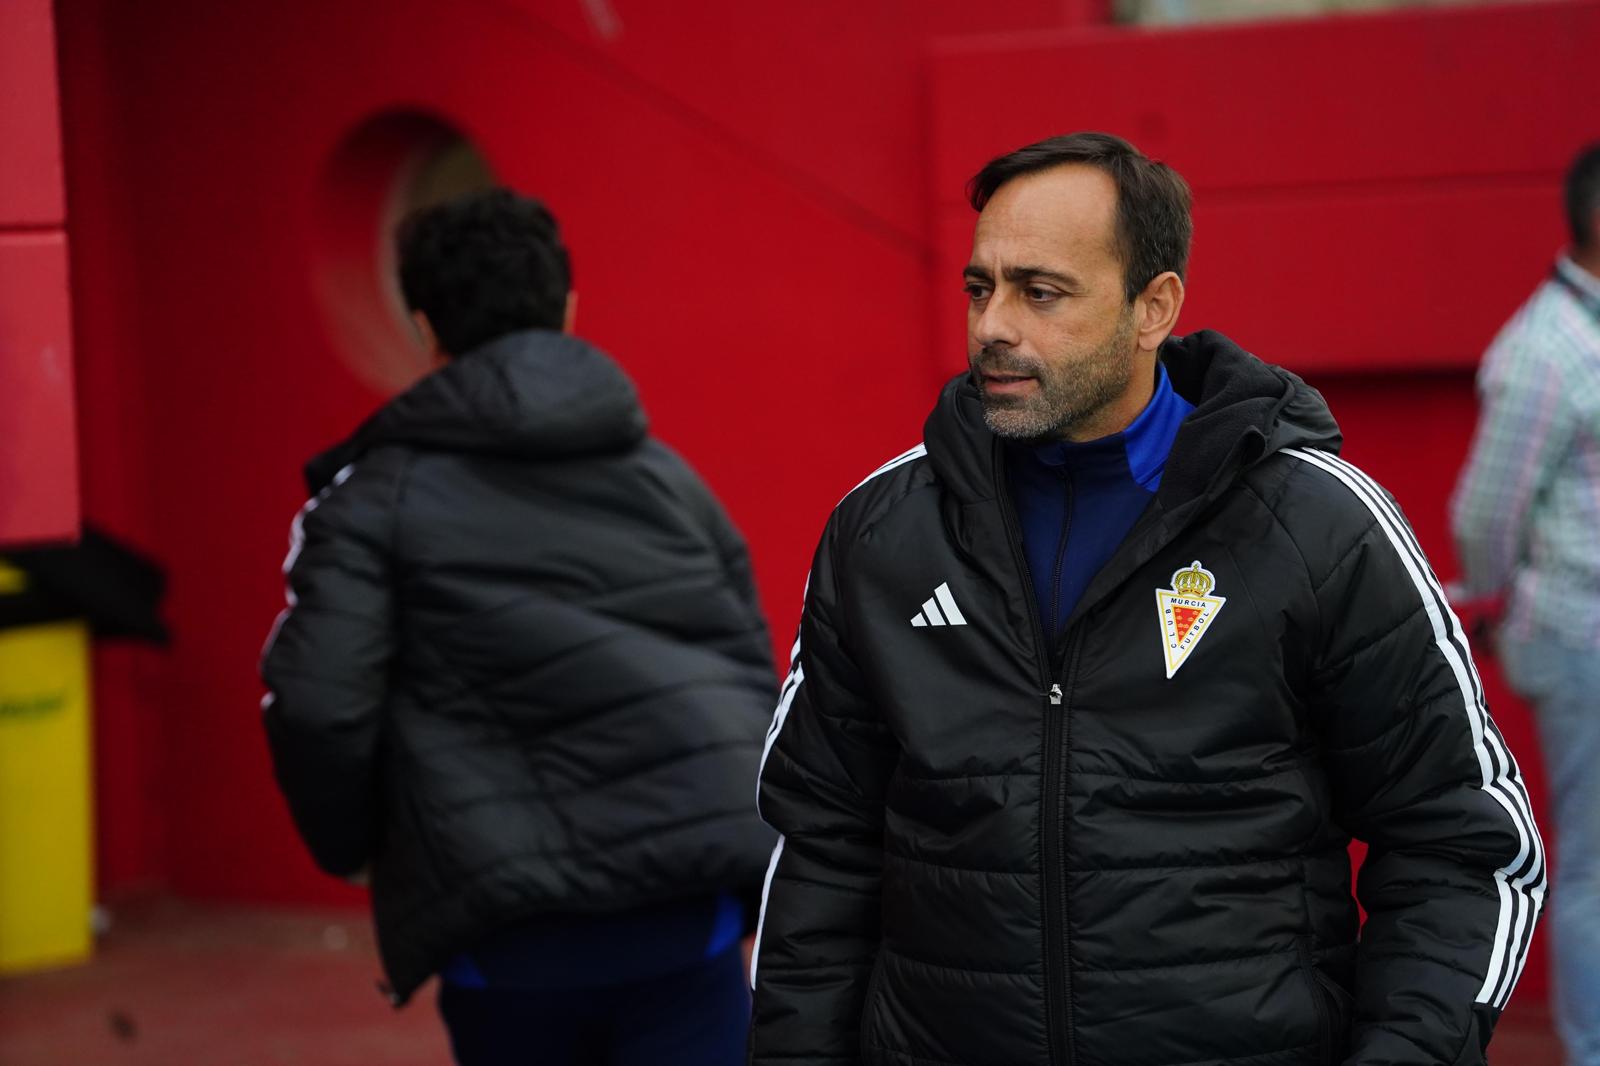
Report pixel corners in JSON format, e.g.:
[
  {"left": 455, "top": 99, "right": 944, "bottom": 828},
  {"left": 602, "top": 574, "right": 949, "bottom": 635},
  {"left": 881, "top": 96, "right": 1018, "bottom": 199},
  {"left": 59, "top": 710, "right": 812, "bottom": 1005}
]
[
  {"left": 750, "top": 332, "right": 1543, "bottom": 1066},
  {"left": 261, "top": 330, "right": 777, "bottom": 1002}
]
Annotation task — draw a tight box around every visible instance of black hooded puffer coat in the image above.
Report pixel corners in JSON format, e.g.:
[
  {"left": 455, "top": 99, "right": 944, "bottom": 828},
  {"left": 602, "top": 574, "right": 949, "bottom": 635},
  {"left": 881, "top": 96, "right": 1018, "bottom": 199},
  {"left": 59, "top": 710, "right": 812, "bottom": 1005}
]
[
  {"left": 262, "top": 329, "right": 777, "bottom": 1002},
  {"left": 750, "top": 332, "right": 1543, "bottom": 1066}
]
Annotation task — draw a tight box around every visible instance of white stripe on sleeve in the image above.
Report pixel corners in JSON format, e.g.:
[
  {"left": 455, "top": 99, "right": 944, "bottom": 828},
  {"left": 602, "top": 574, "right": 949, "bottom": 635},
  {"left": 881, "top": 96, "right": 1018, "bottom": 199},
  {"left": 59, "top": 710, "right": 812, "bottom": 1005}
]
[
  {"left": 749, "top": 835, "right": 785, "bottom": 991},
  {"left": 1285, "top": 448, "right": 1545, "bottom": 1008},
  {"left": 259, "top": 464, "right": 358, "bottom": 683}
]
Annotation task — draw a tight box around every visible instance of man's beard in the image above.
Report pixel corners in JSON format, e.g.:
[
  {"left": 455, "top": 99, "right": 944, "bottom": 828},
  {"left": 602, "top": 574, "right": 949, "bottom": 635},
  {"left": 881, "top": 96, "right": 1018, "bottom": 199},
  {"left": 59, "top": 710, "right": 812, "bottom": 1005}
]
[{"left": 970, "top": 310, "right": 1138, "bottom": 441}]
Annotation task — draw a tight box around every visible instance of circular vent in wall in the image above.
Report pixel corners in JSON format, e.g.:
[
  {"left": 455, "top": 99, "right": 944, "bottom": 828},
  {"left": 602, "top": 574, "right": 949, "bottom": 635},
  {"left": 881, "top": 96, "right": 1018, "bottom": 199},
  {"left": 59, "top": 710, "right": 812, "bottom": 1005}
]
[{"left": 313, "top": 112, "right": 495, "bottom": 395}]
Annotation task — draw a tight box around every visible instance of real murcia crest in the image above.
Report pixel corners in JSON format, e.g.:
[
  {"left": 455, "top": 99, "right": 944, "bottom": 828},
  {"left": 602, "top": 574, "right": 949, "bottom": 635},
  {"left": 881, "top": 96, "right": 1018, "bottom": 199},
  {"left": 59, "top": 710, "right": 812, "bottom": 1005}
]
[{"left": 1155, "top": 561, "right": 1226, "bottom": 679}]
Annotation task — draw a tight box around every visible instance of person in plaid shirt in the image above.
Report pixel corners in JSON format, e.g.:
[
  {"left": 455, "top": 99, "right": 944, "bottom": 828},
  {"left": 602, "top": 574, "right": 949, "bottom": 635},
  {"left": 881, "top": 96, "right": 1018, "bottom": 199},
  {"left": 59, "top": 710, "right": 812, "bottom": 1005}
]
[{"left": 1452, "top": 141, "right": 1600, "bottom": 1066}]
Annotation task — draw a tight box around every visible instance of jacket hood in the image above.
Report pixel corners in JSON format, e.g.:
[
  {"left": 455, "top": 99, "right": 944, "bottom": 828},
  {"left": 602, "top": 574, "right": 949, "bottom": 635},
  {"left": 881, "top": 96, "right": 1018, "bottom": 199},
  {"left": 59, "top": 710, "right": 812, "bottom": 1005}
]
[
  {"left": 925, "top": 328, "right": 1341, "bottom": 506},
  {"left": 305, "top": 330, "right": 647, "bottom": 493}
]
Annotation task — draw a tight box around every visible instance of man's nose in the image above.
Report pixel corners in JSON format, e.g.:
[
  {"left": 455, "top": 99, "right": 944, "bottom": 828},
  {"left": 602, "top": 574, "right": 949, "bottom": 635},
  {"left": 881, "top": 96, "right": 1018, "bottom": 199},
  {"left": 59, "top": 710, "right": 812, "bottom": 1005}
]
[{"left": 971, "top": 292, "right": 1022, "bottom": 349}]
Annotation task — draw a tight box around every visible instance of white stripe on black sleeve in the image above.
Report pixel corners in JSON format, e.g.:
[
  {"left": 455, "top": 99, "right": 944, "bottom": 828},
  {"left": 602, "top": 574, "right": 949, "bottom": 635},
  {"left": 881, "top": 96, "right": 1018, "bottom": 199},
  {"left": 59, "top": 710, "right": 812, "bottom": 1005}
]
[
  {"left": 749, "top": 835, "right": 785, "bottom": 990},
  {"left": 758, "top": 617, "right": 806, "bottom": 811},
  {"left": 842, "top": 442, "right": 927, "bottom": 502},
  {"left": 1285, "top": 448, "right": 1546, "bottom": 1008},
  {"left": 1311, "top": 450, "right": 1546, "bottom": 1008},
  {"left": 759, "top": 442, "right": 928, "bottom": 808},
  {"left": 751, "top": 443, "right": 926, "bottom": 993},
  {"left": 259, "top": 464, "right": 358, "bottom": 677}
]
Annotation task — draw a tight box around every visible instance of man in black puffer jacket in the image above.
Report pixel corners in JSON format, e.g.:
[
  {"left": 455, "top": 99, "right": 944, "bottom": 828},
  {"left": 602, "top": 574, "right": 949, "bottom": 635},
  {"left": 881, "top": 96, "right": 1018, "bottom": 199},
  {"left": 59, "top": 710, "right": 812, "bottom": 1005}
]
[
  {"left": 261, "top": 189, "right": 776, "bottom": 1065},
  {"left": 749, "top": 134, "right": 1544, "bottom": 1066}
]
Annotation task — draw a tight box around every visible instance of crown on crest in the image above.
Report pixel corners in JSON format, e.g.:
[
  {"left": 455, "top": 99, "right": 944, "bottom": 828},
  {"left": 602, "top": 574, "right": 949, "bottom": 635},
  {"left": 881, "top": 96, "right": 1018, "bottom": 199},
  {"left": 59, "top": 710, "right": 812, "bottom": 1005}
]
[{"left": 1170, "top": 561, "right": 1215, "bottom": 597}]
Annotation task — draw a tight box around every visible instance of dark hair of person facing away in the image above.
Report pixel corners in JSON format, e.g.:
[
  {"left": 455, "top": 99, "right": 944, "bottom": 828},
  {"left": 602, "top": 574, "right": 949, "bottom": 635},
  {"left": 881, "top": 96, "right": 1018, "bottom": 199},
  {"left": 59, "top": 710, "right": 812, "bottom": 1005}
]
[
  {"left": 1566, "top": 142, "right": 1600, "bottom": 251},
  {"left": 967, "top": 131, "right": 1193, "bottom": 303},
  {"left": 396, "top": 187, "right": 572, "bottom": 356}
]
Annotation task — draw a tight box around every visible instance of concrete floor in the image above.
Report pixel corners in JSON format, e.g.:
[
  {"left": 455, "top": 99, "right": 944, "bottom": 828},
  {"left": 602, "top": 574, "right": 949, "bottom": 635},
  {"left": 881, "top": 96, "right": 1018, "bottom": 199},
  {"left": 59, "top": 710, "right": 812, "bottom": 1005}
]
[
  {"left": 0, "top": 895, "right": 1567, "bottom": 1064},
  {"left": 0, "top": 896, "right": 448, "bottom": 1065}
]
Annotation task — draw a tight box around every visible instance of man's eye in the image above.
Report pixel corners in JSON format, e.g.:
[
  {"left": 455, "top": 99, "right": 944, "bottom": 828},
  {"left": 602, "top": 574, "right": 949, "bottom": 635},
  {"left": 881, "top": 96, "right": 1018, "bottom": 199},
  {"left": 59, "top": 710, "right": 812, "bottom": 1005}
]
[
  {"left": 964, "top": 283, "right": 991, "bottom": 301},
  {"left": 1025, "top": 287, "right": 1061, "bottom": 303}
]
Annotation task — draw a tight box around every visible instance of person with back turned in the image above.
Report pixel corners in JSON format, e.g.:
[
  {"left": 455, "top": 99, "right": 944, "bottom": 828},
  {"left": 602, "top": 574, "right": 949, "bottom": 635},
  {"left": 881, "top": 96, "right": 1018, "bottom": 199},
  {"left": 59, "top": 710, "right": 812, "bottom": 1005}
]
[{"left": 260, "top": 188, "right": 776, "bottom": 1065}]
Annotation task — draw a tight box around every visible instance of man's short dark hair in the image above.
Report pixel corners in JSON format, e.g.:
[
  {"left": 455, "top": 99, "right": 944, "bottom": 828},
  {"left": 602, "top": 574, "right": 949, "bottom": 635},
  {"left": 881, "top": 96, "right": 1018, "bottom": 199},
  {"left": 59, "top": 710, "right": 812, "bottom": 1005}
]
[
  {"left": 397, "top": 188, "right": 572, "bottom": 356},
  {"left": 1566, "top": 142, "right": 1600, "bottom": 252},
  {"left": 967, "top": 132, "right": 1192, "bottom": 303}
]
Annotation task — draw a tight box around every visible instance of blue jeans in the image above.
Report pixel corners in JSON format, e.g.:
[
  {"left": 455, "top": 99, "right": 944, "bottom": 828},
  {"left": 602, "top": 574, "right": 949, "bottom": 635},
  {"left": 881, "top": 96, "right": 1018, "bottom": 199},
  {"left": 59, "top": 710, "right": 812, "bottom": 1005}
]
[
  {"left": 1499, "top": 632, "right": 1600, "bottom": 1066},
  {"left": 437, "top": 944, "right": 749, "bottom": 1066}
]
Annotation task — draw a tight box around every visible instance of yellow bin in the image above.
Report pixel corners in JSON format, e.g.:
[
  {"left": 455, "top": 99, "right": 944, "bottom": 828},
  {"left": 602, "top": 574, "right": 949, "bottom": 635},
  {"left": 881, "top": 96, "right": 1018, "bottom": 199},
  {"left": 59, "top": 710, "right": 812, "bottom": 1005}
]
[{"left": 0, "top": 614, "right": 93, "bottom": 973}]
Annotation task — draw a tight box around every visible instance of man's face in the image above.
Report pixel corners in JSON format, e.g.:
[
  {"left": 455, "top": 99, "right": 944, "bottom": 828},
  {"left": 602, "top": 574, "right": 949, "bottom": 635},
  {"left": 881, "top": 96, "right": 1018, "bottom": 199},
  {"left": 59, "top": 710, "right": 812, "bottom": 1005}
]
[{"left": 965, "top": 165, "right": 1139, "bottom": 441}]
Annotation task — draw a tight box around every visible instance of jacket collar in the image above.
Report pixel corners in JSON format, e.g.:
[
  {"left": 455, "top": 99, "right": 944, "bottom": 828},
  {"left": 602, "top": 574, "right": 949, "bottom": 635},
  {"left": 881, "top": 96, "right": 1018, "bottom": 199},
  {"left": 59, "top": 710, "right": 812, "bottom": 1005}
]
[{"left": 922, "top": 330, "right": 1341, "bottom": 640}]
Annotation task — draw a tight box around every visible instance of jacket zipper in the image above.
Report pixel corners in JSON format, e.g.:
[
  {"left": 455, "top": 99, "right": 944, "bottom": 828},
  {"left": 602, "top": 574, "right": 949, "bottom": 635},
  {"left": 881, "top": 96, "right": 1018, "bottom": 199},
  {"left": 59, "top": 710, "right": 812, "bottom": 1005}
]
[
  {"left": 1048, "top": 469, "right": 1074, "bottom": 640},
  {"left": 993, "top": 445, "right": 1076, "bottom": 1066},
  {"left": 1043, "top": 628, "right": 1082, "bottom": 1066}
]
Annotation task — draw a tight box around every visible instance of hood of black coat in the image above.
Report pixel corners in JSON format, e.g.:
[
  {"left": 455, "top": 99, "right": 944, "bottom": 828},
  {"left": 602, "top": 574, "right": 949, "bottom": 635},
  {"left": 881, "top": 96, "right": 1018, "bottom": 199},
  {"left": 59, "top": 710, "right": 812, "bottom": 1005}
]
[
  {"left": 304, "top": 330, "right": 648, "bottom": 493},
  {"left": 925, "top": 329, "right": 1341, "bottom": 507}
]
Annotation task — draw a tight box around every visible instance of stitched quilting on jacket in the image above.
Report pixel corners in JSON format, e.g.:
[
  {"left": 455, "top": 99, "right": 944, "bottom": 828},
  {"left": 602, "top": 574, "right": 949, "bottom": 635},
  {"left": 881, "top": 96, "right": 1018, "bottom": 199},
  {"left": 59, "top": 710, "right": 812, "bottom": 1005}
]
[
  {"left": 261, "top": 329, "right": 777, "bottom": 1002},
  {"left": 750, "top": 331, "right": 1544, "bottom": 1066}
]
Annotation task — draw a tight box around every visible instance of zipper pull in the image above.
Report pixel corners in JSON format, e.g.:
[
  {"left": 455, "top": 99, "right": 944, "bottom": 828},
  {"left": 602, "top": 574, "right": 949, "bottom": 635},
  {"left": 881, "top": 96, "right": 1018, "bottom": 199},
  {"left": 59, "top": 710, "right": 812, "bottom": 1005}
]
[{"left": 1048, "top": 683, "right": 1062, "bottom": 706}]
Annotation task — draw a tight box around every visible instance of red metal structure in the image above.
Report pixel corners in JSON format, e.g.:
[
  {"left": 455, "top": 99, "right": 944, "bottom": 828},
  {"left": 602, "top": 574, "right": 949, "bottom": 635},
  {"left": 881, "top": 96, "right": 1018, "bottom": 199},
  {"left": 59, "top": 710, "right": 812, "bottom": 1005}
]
[{"left": 34, "top": 0, "right": 1599, "bottom": 1009}]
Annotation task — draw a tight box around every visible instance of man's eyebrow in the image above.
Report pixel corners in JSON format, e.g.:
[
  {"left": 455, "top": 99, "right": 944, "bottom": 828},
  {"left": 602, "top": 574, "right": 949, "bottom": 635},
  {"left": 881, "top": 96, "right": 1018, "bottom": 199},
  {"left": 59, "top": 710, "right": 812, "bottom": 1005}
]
[
  {"left": 1003, "top": 265, "right": 1083, "bottom": 289},
  {"left": 962, "top": 265, "right": 993, "bottom": 281}
]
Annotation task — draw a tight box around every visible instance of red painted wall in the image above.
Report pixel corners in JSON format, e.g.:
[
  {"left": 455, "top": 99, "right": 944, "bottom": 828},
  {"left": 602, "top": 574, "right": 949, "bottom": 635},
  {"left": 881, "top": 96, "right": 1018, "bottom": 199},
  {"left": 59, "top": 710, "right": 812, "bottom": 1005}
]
[
  {"left": 55, "top": 0, "right": 1113, "bottom": 909},
  {"left": 53, "top": 0, "right": 1593, "bottom": 1008},
  {"left": 0, "top": 0, "right": 77, "bottom": 547},
  {"left": 930, "top": 1, "right": 1600, "bottom": 374}
]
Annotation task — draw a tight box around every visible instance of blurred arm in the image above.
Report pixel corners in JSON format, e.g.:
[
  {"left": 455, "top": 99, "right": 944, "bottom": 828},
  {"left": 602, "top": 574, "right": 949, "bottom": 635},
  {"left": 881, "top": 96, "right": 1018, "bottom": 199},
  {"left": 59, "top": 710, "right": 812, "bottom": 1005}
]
[
  {"left": 1449, "top": 334, "right": 1568, "bottom": 601},
  {"left": 259, "top": 459, "right": 400, "bottom": 878}
]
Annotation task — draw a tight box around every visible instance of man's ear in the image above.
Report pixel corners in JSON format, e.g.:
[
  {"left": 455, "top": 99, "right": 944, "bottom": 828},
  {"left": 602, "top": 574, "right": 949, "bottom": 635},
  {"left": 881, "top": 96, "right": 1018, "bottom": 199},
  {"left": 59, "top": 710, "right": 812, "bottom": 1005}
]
[
  {"left": 1134, "top": 271, "right": 1185, "bottom": 353},
  {"left": 562, "top": 291, "right": 578, "bottom": 334},
  {"left": 410, "top": 309, "right": 443, "bottom": 357}
]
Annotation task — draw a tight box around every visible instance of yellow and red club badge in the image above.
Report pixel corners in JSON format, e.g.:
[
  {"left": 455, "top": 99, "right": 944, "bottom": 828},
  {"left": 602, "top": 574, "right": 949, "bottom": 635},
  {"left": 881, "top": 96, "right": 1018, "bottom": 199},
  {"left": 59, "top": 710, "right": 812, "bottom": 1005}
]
[{"left": 1156, "top": 561, "right": 1226, "bottom": 679}]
